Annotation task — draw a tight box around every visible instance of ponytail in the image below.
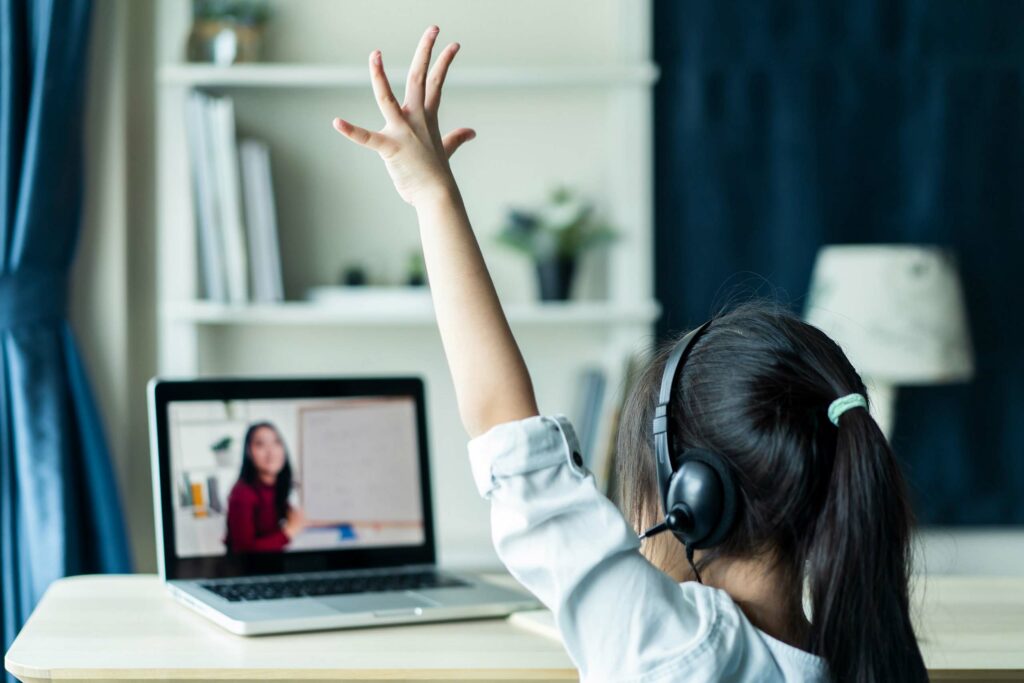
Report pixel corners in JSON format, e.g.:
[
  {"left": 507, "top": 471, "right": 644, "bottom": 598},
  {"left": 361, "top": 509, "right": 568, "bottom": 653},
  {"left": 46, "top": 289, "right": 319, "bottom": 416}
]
[
  {"left": 806, "top": 405, "right": 927, "bottom": 682},
  {"left": 616, "top": 303, "right": 929, "bottom": 683}
]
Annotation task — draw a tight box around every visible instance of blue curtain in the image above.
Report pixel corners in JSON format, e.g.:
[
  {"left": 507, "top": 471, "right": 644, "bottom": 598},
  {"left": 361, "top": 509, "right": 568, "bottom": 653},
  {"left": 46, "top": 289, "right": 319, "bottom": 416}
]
[
  {"left": 1, "top": 0, "right": 131, "bottom": 666},
  {"left": 654, "top": 1, "right": 1024, "bottom": 524}
]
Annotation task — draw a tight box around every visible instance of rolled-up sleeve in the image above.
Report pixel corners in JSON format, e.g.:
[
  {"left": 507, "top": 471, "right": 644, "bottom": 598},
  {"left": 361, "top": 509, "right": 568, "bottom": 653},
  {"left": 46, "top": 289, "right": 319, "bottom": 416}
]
[{"left": 468, "top": 415, "right": 715, "bottom": 682}]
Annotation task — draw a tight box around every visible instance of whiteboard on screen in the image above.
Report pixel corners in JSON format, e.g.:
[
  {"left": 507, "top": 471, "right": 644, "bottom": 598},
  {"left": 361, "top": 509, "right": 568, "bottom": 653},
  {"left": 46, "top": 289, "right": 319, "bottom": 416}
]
[{"left": 298, "top": 400, "right": 422, "bottom": 524}]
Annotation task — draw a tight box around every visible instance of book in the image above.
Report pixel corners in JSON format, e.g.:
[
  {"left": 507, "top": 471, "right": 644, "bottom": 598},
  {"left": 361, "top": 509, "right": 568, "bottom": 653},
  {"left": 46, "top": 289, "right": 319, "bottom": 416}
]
[
  {"left": 572, "top": 367, "right": 606, "bottom": 465},
  {"left": 590, "top": 351, "right": 645, "bottom": 496},
  {"left": 258, "top": 144, "right": 284, "bottom": 301},
  {"left": 206, "top": 475, "right": 223, "bottom": 514},
  {"left": 507, "top": 610, "right": 561, "bottom": 642},
  {"left": 186, "top": 93, "right": 285, "bottom": 305},
  {"left": 184, "top": 92, "right": 228, "bottom": 302},
  {"left": 239, "top": 139, "right": 284, "bottom": 302},
  {"left": 178, "top": 473, "right": 193, "bottom": 507},
  {"left": 209, "top": 96, "right": 250, "bottom": 304}
]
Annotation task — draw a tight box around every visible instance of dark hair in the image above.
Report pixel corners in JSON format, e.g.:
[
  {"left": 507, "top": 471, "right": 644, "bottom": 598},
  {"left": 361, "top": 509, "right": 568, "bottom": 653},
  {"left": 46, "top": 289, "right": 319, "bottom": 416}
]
[
  {"left": 617, "top": 302, "right": 927, "bottom": 683},
  {"left": 238, "top": 421, "right": 293, "bottom": 521}
]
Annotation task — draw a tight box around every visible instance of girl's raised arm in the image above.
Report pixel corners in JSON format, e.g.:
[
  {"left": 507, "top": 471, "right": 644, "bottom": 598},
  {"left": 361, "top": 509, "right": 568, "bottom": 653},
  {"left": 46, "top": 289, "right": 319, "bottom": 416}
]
[
  {"left": 336, "top": 32, "right": 725, "bottom": 683},
  {"left": 332, "top": 27, "right": 538, "bottom": 437}
]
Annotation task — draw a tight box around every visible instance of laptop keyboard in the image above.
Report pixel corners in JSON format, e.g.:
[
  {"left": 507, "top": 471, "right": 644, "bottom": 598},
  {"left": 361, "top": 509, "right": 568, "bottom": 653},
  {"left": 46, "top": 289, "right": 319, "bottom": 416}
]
[{"left": 200, "top": 569, "right": 469, "bottom": 602}]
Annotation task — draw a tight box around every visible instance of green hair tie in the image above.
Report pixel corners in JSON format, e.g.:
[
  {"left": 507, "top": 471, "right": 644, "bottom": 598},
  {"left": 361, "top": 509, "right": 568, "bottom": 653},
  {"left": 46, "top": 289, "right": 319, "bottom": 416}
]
[{"left": 828, "top": 393, "right": 868, "bottom": 426}]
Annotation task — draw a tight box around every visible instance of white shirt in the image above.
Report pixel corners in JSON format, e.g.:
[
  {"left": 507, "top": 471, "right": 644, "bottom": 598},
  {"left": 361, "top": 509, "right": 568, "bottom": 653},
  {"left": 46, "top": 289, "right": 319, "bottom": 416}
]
[{"left": 468, "top": 414, "right": 828, "bottom": 683}]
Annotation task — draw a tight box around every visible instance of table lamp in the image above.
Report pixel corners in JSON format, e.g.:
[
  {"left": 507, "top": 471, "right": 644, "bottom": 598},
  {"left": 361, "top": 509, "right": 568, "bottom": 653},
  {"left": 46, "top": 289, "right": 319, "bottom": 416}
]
[{"left": 804, "top": 245, "right": 974, "bottom": 438}]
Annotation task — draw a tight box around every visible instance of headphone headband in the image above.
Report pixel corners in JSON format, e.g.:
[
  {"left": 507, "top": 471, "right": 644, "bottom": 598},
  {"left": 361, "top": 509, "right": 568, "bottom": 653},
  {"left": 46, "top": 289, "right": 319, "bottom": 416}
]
[
  {"left": 652, "top": 321, "right": 714, "bottom": 496},
  {"left": 646, "top": 319, "right": 737, "bottom": 572},
  {"left": 657, "top": 320, "right": 714, "bottom": 409}
]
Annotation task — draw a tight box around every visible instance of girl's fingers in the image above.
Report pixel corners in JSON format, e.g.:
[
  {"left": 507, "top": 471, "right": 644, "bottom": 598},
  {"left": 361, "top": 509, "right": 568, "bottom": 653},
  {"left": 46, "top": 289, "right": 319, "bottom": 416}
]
[
  {"left": 442, "top": 127, "right": 476, "bottom": 158},
  {"left": 404, "top": 26, "right": 439, "bottom": 110},
  {"left": 368, "top": 50, "right": 403, "bottom": 124},
  {"left": 425, "top": 42, "right": 459, "bottom": 113},
  {"left": 332, "top": 117, "right": 394, "bottom": 155}
]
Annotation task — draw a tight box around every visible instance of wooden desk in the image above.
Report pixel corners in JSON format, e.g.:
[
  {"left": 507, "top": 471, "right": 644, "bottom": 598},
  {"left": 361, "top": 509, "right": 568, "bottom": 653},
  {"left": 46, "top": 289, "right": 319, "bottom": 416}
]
[
  {"left": 5, "top": 574, "right": 1024, "bottom": 681},
  {"left": 915, "top": 576, "right": 1024, "bottom": 681},
  {"left": 5, "top": 574, "right": 574, "bottom": 682}
]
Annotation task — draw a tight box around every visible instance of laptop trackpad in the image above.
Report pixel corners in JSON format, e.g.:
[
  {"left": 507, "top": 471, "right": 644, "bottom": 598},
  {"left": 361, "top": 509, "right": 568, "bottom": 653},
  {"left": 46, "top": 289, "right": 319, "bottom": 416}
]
[{"left": 317, "top": 592, "right": 433, "bottom": 615}]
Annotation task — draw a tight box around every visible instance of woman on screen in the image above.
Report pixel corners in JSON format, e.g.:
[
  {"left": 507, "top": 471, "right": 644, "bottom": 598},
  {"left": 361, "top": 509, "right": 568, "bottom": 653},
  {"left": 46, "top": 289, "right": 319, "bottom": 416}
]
[{"left": 225, "top": 422, "right": 307, "bottom": 553}]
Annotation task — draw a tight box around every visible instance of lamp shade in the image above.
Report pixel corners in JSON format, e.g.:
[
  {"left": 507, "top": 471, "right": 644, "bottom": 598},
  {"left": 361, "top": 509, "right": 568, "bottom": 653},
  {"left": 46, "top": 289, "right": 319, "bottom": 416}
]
[{"left": 804, "top": 245, "right": 974, "bottom": 385}]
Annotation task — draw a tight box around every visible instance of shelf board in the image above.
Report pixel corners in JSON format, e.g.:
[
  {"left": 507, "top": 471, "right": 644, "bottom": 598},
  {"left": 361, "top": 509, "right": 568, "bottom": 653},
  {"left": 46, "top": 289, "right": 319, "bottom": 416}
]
[
  {"left": 158, "top": 63, "right": 660, "bottom": 88},
  {"left": 164, "top": 300, "right": 661, "bottom": 327}
]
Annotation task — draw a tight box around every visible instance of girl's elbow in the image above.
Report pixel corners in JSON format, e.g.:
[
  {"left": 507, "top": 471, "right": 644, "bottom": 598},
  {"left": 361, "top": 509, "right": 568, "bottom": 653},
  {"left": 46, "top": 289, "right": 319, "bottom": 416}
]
[
  {"left": 459, "top": 408, "right": 492, "bottom": 440},
  {"left": 459, "top": 402, "right": 539, "bottom": 439}
]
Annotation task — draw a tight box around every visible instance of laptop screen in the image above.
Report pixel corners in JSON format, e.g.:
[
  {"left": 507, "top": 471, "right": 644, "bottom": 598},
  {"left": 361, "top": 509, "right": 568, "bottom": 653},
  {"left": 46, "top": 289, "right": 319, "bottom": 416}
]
[{"left": 167, "top": 395, "right": 426, "bottom": 561}]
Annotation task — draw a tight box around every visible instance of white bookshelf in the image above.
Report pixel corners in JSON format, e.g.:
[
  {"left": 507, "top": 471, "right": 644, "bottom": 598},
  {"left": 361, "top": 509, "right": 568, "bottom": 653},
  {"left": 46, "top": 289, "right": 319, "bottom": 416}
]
[
  {"left": 158, "top": 63, "right": 659, "bottom": 89},
  {"left": 155, "top": 0, "right": 657, "bottom": 568},
  {"left": 165, "top": 300, "right": 661, "bottom": 327}
]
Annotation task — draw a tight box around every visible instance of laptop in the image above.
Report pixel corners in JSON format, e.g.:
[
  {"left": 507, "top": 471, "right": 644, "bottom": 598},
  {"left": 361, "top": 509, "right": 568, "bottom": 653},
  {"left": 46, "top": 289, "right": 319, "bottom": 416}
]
[{"left": 148, "top": 376, "right": 539, "bottom": 635}]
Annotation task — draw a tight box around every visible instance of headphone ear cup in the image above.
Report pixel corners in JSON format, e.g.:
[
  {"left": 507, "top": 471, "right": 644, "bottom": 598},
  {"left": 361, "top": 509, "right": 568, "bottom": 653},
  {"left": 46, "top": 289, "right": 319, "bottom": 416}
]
[{"left": 665, "top": 449, "right": 737, "bottom": 550}]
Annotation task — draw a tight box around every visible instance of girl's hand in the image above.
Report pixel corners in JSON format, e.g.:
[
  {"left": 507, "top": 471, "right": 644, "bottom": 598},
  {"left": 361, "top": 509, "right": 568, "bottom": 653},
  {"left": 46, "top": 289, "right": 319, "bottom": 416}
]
[
  {"left": 283, "top": 507, "right": 308, "bottom": 539},
  {"left": 332, "top": 26, "right": 476, "bottom": 207},
  {"left": 332, "top": 29, "right": 537, "bottom": 437}
]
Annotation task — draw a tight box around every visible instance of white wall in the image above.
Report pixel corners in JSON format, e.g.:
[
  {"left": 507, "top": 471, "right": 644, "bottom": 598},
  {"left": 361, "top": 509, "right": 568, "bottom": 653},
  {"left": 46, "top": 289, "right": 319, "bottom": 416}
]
[
  {"left": 74, "top": 0, "right": 130, "bottom": 506},
  {"left": 152, "top": 0, "right": 660, "bottom": 570},
  {"left": 82, "top": 0, "right": 653, "bottom": 571},
  {"left": 73, "top": 0, "right": 1024, "bottom": 576},
  {"left": 74, "top": 0, "right": 159, "bottom": 571}
]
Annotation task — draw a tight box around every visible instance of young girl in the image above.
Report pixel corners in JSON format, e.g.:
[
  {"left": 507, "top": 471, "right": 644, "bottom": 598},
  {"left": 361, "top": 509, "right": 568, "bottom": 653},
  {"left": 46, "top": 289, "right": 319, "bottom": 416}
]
[
  {"left": 225, "top": 422, "right": 307, "bottom": 553},
  {"left": 332, "top": 27, "right": 928, "bottom": 683}
]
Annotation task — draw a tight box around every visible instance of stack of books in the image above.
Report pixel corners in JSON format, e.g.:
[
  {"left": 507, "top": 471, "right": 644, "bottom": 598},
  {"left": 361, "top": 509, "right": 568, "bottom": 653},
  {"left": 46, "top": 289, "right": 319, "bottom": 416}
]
[
  {"left": 185, "top": 91, "right": 284, "bottom": 304},
  {"left": 571, "top": 354, "right": 644, "bottom": 496}
]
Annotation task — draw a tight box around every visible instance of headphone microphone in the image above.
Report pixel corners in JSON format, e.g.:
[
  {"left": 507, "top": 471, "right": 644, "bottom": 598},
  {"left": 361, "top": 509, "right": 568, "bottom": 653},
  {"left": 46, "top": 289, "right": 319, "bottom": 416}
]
[
  {"left": 642, "top": 320, "right": 738, "bottom": 583},
  {"left": 638, "top": 501, "right": 694, "bottom": 540}
]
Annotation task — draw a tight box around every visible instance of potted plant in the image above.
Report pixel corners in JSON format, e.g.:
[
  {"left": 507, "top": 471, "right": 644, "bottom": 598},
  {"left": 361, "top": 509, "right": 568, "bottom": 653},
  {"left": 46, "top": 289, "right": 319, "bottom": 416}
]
[
  {"left": 187, "top": 0, "right": 271, "bottom": 65},
  {"left": 497, "top": 188, "right": 616, "bottom": 301},
  {"left": 210, "top": 436, "right": 234, "bottom": 468}
]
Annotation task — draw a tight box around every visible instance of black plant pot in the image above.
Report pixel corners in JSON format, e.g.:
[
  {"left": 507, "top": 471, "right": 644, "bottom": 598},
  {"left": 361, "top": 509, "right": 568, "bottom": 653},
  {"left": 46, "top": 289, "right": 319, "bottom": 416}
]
[{"left": 535, "top": 257, "right": 576, "bottom": 301}]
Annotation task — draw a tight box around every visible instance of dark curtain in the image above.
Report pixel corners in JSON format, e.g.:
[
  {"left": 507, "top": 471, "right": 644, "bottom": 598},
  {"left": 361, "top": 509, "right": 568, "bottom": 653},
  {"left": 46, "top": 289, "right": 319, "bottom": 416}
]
[
  {"left": 654, "top": 1, "right": 1024, "bottom": 524},
  {"left": 1, "top": 0, "right": 131, "bottom": 666}
]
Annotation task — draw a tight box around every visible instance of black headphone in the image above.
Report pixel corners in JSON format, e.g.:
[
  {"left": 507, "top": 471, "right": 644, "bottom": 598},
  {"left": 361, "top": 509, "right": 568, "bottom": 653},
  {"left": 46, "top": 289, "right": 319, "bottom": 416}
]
[{"left": 641, "top": 320, "right": 738, "bottom": 581}]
